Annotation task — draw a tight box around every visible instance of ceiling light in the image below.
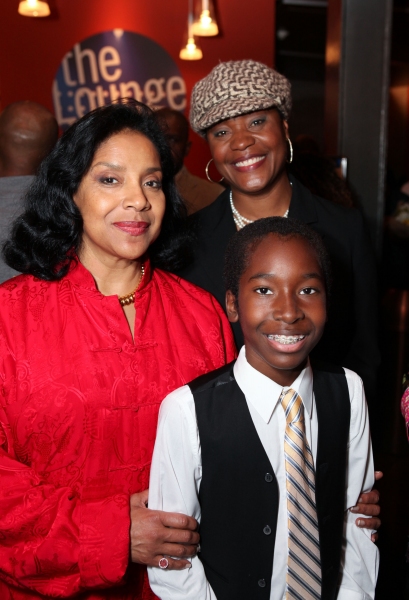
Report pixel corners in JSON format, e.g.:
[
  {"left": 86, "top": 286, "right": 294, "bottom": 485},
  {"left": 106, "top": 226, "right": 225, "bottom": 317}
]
[
  {"left": 18, "top": 0, "right": 50, "bottom": 17},
  {"left": 180, "top": 1, "right": 203, "bottom": 61},
  {"left": 179, "top": 37, "right": 203, "bottom": 60},
  {"left": 192, "top": 0, "right": 219, "bottom": 36}
]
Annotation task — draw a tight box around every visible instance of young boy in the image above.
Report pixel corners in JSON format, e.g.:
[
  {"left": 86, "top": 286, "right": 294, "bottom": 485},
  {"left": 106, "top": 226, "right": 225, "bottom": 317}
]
[{"left": 148, "top": 218, "right": 378, "bottom": 600}]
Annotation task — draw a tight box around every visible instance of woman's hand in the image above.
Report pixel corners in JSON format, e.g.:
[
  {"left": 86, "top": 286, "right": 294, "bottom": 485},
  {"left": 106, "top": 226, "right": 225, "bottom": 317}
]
[
  {"left": 130, "top": 490, "right": 199, "bottom": 570},
  {"left": 350, "top": 471, "right": 382, "bottom": 542}
]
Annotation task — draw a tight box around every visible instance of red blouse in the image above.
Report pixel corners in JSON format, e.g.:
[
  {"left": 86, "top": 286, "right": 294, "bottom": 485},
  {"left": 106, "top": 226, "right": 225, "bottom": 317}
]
[{"left": 0, "top": 260, "right": 236, "bottom": 600}]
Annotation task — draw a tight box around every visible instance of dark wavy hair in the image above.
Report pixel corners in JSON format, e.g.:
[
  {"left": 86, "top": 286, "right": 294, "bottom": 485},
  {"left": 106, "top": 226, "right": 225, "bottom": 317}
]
[
  {"left": 2, "top": 99, "right": 190, "bottom": 280},
  {"left": 223, "top": 216, "right": 332, "bottom": 303}
]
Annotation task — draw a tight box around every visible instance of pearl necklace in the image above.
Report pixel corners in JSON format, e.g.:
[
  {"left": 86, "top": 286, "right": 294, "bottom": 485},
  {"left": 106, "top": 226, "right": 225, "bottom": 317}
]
[
  {"left": 118, "top": 265, "right": 145, "bottom": 307},
  {"left": 229, "top": 190, "right": 289, "bottom": 230}
]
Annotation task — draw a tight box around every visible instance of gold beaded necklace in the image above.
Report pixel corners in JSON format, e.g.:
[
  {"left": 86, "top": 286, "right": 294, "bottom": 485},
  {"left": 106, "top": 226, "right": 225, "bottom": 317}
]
[{"left": 118, "top": 265, "right": 145, "bottom": 307}]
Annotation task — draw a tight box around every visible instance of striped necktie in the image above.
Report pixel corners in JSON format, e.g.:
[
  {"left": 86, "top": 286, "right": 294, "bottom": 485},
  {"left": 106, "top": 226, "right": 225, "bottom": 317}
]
[{"left": 280, "top": 388, "right": 322, "bottom": 600}]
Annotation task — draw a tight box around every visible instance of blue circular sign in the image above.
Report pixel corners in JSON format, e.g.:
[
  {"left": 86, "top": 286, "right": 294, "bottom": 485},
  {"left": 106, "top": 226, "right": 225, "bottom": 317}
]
[{"left": 53, "top": 30, "right": 186, "bottom": 131}]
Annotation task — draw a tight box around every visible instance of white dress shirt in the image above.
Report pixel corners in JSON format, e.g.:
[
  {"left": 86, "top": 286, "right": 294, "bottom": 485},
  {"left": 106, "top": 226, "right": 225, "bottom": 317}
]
[{"left": 148, "top": 347, "right": 379, "bottom": 600}]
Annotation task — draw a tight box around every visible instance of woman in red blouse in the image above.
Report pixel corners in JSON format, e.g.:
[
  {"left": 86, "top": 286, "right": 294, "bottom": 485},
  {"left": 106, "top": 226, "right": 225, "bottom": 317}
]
[{"left": 0, "top": 100, "right": 236, "bottom": 600}]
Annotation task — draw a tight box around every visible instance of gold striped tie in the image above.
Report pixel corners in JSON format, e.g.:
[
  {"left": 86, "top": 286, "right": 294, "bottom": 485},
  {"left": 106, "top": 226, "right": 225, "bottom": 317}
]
[{"left": 280, "top": 388, "right": 322, "bottom": 600}]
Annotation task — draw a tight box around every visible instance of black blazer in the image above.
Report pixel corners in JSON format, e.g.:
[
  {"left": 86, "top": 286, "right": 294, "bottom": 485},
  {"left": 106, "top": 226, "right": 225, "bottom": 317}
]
[{"left": 177, "top": 176, "right": 380, "bottom": 405}]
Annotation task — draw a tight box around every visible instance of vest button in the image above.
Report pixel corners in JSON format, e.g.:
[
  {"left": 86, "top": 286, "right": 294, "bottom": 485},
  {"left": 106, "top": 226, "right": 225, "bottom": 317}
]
[
  {"left": 263, "top": 525, "right": 272, "bottom": 535},
  {"left": 265, "top": 473, "right": 273, "bottom": 482},
  {"left": 258, "top": 579, "right": 266, "bottom": 588}
]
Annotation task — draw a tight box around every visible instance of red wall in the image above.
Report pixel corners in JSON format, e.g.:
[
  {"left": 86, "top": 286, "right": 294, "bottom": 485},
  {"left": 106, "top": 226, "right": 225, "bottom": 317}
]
[{"left": 0, "top": 0, "right": 275, "bottom": 176}]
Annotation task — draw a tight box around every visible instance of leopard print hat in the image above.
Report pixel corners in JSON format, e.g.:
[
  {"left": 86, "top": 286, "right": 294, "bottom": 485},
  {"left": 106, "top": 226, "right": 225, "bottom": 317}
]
[{"left": 189, "top": 59, "right": 292, "bottom": 137}]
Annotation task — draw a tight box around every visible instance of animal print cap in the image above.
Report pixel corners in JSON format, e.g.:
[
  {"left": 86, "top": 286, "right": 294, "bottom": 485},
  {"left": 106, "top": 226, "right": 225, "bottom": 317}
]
[{"left": 189, "top": 60, "right": 292, "bottom": 137}]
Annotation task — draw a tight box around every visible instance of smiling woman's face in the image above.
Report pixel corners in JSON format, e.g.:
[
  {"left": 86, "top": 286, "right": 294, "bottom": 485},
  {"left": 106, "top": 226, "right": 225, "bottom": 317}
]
[
  {"left": 73, "top": 129, "right": 166, "bottom": 266},
  {"left": 206, "top": 109, "right": 289, "bottom": 196}
]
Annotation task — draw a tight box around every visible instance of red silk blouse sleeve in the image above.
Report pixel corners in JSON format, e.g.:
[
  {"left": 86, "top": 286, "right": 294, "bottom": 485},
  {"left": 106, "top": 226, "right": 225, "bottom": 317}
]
[{"left": 0, "top": 408, "right": 131, "bottom": 596}]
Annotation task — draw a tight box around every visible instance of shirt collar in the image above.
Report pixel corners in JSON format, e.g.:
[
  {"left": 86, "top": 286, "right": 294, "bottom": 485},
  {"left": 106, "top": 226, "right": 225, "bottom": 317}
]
[{"left": 233, "top": 345, "right": 313, "bottom": 423}]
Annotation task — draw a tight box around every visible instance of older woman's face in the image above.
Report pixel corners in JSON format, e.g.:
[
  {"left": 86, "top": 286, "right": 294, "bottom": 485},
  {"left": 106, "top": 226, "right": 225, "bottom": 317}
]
[
  {"left": 73, "top": 130, "right": 166, "bottom": 264},
  {"left": 207, "top": 109, "right": 289, "bottom": 195}
]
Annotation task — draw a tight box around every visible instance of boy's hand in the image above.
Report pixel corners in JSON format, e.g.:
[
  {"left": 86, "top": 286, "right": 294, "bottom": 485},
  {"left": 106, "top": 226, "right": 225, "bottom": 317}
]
[
  {"left": 350, "top": 471, "right": 382, "bottom": 542},
  {"left": 130, "top": 490, "right": 199, "bottom": 570}
]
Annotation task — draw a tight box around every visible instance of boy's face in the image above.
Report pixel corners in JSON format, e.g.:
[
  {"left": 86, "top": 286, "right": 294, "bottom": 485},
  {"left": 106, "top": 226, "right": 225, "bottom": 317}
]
[{"left": 226, "top": 233, "right": 327, "bottom": 387}]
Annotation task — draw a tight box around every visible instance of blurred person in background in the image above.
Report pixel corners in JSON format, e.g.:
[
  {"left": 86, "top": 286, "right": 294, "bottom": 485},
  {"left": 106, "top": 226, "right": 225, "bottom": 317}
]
[
  {"left": 0, "top": 100, "right": 58, "bottom": 281},
  {"left": 156, "top": 107, "right": 224, "bottom": 214}
]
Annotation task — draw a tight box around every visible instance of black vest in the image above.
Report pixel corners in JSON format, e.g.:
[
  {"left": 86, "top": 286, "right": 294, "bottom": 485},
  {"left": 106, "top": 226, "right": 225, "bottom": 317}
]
[{"left": 189, "top": 361, "right": 350, "bottom": 600}]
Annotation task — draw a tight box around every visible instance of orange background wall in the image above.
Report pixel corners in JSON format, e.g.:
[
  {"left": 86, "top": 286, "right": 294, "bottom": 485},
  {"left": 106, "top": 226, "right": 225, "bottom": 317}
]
[{"left": 0, "top": 0, "right": 275, "bottom": 176}]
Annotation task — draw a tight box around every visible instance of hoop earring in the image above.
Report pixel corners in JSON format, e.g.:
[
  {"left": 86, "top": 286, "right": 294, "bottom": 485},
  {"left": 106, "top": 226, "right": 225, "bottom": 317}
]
[
  {"left": 205, "top": 158, "right": 224, "bottom": 183},
  {"left": 286, "top": 138, "right": 293, "bottom": 164}
]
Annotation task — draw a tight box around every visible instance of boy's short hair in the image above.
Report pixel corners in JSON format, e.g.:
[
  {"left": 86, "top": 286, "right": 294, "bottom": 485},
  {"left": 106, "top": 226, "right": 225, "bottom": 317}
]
[{"left": 223, "top": 216, "right": 332, "bottom": 301}]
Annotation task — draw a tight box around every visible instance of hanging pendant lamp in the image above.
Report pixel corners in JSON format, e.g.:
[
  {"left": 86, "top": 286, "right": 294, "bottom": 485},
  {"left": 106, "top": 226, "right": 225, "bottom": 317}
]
[
  {"left": 192, "top": 0, "right": 219, "bottom": 36},
  {"left": 180, "top": 1, "right": 203, "bottom": 60},
  {"left": 18, "top": 0, "right": 50, "bottom": 17},
  {"left": 179, "top": 37, "right": 203, "bottom": 60}
]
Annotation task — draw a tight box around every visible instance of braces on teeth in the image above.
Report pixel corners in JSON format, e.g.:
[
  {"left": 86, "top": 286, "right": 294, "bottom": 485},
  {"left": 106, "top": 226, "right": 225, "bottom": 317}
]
[{"left": 268, "top": 335, "right": 305, "bottom": 345}]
